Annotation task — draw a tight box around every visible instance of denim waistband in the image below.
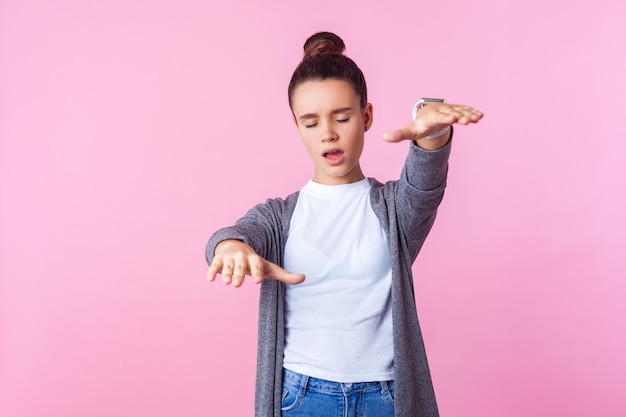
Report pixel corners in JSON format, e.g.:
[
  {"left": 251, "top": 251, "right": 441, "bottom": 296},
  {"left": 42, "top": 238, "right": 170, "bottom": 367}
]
[{"left": 283, "top": 368, "right": 394, "bottom": 395}]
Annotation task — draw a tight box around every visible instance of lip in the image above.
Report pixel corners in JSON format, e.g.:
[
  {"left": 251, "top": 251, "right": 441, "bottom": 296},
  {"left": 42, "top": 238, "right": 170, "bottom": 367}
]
[{"left": 322, "top": 148, "right": 345, "bottom": 166}]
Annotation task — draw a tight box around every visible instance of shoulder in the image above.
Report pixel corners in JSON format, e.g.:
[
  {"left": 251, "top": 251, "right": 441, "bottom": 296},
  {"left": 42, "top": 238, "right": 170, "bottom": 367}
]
[
  {"left": 367, "top": 177, "right": 399, "bottom": 227},
  {"left": 262, "top": 190, "right": 300, "bottom": 213},
  {"left": 239, "top": 190, "right": 300, "bottom": 225},
  {"left": 368, "top": 177, "right": 398, "bottom": 202}
]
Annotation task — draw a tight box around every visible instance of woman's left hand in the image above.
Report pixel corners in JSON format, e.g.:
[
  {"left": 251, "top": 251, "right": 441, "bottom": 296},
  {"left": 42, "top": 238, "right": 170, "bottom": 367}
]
[{"left": 382, "top": 103, "right": 483, "bottom": 148}]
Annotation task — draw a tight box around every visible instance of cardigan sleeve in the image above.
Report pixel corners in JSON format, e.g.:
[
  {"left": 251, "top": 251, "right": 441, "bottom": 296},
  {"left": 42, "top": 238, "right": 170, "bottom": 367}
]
[
  {"left": 205, "top": 194, "right": 296, "bottom": 267},
  {"left": 395, "top": 129, "right": 453, "bottom": 261},
  {"left": 205, "top": 193, "right": 299, "bottom": 417}
]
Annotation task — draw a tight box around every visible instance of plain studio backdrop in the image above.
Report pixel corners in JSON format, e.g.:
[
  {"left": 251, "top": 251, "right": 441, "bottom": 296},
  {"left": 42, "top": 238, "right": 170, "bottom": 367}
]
[{"left": 1, "top": 0, "right": 625, "bottom": 416}]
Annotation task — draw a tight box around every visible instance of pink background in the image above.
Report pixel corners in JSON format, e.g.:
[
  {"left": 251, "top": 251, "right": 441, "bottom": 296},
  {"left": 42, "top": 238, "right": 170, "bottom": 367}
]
[{"left": 2, "top": 0, "right": 625, "bottom": 416}]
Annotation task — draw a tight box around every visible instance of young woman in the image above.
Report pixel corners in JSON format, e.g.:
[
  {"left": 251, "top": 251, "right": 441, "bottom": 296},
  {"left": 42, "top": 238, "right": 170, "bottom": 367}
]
[{"left": 206, "top": 32, "right": 483, "bottom": 417}]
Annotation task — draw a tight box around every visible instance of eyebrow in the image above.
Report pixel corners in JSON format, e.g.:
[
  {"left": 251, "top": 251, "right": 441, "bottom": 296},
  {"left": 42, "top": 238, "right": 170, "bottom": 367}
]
[{"left": 298, "top": 107, "right": 354, "bottom": 121}]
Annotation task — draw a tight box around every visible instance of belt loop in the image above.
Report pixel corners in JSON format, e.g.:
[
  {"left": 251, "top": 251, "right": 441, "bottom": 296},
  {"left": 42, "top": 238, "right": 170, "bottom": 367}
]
[
  {"left": 380, "top": 380, "right": 390, "bottom": 394},
  {"left": 298, "top": 374, "right": 309, "bottom": 397}
]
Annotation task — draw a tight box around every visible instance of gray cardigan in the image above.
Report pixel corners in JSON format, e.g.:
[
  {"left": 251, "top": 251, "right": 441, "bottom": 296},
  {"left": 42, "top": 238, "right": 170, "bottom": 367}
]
[{"left": 206, "top": 136, "right": 452, "bottom": 417}]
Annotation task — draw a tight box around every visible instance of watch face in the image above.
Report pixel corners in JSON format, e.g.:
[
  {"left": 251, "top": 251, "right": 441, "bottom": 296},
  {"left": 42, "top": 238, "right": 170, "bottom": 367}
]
[{"left": 421, "top": 98, "right": 446, "bottom": 104}]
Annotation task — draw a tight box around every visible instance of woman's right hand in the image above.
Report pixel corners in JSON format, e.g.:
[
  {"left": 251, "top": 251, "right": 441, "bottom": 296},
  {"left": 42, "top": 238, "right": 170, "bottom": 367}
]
[{"left": 207, "top": 240, "right": 305, "bottom": 288}]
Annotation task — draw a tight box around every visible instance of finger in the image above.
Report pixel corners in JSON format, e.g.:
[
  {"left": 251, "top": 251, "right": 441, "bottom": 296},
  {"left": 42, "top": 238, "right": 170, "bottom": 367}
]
[
  {"left": 382, "top": 126, "right": 414, "bottom": 143},
  {"left": 248, "top": 255, "right": 266, "bottom": 284},
  {"left": 264, "top": 262, "right": 305, "bottom": 285},
  {"left": 439, "top": 105, "right": 483, "bottom": 124},
  {"left": 230, "top": 254, "right": 247, "bottom": 288},
  {"left": 463, "top": 108, "right": 484, "bottom": 123},
  {"left": 450, "top": 111, "right": 481, "bottom": 125},
  {"left": 221, "top": 258, "right": 234, "bottom": 285},
  {"left": 428, "top": 110, "right": 458, "bottom": 125},
  {"left": 206, "top": 258, "right": 223, "bottom": 282}
]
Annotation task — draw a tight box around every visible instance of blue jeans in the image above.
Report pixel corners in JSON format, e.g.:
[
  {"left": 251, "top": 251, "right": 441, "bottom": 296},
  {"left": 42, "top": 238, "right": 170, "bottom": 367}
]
[{"left": 281, "top": 368, "right": 395, "bottom": 417}]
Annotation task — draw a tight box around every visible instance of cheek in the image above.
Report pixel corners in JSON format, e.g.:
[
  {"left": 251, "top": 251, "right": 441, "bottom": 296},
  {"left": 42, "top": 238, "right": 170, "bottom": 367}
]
[
  {"left": 299, "top": 136, "right": 319, "bottom": 157},
  {"left": 298, "top": 125, "right": 316, "bottom": 140}
]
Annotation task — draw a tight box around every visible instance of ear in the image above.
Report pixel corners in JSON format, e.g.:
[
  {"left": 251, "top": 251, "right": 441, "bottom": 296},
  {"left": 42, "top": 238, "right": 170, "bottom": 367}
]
[{"left": 363, "top": 103, "right": 374, "bottom": 131}]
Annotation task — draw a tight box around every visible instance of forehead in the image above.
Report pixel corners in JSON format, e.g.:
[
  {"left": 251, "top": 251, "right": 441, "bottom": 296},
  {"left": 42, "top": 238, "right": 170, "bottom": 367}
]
[{"left": 291, "top": 79, "right": 360, "bottom": 115}]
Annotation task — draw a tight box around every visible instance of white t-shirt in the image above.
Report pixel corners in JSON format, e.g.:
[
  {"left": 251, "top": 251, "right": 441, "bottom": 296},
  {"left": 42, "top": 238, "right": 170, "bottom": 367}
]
[{"left": 282, "top": 178, "right": 394, "bottom": 383}]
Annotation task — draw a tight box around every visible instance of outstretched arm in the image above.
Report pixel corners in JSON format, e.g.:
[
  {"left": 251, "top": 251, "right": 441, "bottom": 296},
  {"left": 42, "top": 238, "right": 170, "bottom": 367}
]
[{"left": 382, "top": 103, "right": 483, "bottom": 150}]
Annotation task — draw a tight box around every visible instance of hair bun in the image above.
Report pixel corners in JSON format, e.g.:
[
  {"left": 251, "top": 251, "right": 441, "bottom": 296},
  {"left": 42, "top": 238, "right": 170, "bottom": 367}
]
[{"left": 303, "top": 32, "right": 345, "bottom": 59}]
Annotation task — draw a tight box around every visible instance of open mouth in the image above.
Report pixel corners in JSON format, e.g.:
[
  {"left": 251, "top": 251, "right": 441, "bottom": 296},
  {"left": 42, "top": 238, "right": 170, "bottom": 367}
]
[{"left": 322, "top": 149, "right": 344, "bottom": 164}]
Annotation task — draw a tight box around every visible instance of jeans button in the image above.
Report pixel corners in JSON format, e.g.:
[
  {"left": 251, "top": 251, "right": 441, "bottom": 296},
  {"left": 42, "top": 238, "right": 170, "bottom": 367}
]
[{"left": 345, "top": 383, "right": 352, "bottom": 388}]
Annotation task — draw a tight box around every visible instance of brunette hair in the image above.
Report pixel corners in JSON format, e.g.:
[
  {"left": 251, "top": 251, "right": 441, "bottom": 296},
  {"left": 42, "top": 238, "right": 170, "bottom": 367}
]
[{"left": 288, "top": 32, "right": 368, "bottom": 109}]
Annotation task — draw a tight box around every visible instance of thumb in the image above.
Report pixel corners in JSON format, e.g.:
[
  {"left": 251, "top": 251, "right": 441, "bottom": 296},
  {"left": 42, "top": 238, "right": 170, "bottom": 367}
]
[
  {"left": 382, "top": 125, "right": 415, "bottom": 143},
  {"left": 261, "top": 261, "right": 306, "bottom": 285}
]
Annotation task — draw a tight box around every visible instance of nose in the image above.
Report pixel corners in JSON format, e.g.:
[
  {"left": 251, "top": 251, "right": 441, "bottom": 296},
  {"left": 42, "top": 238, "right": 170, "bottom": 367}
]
[{"left": 321, "top": 122, "right": 338, "bottom": 142}]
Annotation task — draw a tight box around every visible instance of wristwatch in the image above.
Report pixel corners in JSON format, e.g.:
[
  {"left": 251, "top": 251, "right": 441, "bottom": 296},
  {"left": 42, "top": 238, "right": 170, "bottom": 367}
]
[{"left": 412, "top": 98, "right": 446, "bottom": 120}]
